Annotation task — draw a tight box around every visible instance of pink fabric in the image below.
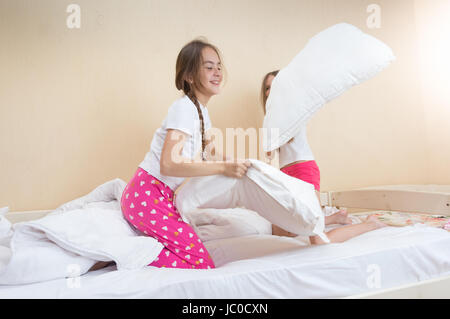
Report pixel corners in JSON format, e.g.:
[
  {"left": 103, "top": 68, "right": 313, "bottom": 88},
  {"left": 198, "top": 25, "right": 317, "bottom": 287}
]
[
  {"left": 281, "top": 160, "right": 321, "bottom": 191},
  {"left": 444, "top": 221, "right": 450, "bottom": 231},
  {"left": 121, "top": 168, "right": 215, "bottom": 269}
]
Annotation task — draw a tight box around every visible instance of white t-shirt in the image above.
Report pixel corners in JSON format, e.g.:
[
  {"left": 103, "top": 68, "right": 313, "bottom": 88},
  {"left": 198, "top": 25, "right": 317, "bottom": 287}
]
[
  {"left": 278, "top": 126, "right": 314, "bottom": 169},
  {"left": 139, "top": 95, "right": 212, "bottom": 191}
]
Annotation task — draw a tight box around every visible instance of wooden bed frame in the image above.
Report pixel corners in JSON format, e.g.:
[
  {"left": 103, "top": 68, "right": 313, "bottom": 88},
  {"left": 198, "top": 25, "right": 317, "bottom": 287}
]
[
  {"left": 321, "top": 184, "right": 450, "bottom": 215},
  {"left": 323, "top": 184, "right": 450, "bottom": 299},
  {"left": 5, "top": 184, "right": 450, "bottom": 299}
]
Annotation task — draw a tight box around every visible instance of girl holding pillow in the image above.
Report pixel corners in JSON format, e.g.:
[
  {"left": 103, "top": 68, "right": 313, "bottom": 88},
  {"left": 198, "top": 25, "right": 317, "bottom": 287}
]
[
  {"left": 120, "top": 40, "right": 251, "bottom": 269},
  {"left": 261, "top": 70, "right": 386, "bottom": 243}
]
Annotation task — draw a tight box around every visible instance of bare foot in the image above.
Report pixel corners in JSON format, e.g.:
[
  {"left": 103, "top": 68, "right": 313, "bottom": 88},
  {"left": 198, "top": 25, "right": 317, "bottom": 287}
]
[
  {"left": 365, "top": 215, "right": 388, "bottom": 229},
  {"left": 326, "top": 209, "right": 352, "bottom": 225},
  {"left": 335, "top": 209, "right": 353, "bottom": 225}
]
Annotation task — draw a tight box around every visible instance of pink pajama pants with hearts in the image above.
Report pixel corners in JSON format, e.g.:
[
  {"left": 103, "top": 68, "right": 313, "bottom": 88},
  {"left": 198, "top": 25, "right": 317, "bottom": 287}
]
[{"left": 121, "top": 167, "right": 215, "bottom": 269}]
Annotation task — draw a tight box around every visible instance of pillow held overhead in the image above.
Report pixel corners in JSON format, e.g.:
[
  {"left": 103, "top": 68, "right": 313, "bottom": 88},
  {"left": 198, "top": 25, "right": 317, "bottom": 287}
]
[{"left": 263, "top": 23, "right": 396, "bottom": 152}]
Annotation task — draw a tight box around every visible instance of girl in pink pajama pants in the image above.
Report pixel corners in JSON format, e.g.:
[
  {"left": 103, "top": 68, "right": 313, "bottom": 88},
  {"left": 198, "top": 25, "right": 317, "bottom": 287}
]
[{"left": 121, "top": 40, "right": 250, "bottom": 269}]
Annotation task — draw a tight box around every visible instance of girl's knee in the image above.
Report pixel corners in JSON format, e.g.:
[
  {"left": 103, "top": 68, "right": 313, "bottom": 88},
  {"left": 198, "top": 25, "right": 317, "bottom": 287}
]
[{"left": 309, "top": 235, "right": 326, "bottom": 245}]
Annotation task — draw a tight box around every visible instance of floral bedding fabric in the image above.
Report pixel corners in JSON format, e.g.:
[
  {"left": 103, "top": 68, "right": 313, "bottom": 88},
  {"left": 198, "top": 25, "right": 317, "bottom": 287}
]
[{"left": 353, "top": 211, "right": 450, "bottom": 231}]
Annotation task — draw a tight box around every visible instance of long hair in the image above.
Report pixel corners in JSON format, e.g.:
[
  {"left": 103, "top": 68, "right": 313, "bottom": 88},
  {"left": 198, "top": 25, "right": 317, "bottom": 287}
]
[
  {"left": 175, "top": 39, "right": 223, "bottom": 160},
  {"left": 260, "top": 70, "right": 279, "bottom": 115}
]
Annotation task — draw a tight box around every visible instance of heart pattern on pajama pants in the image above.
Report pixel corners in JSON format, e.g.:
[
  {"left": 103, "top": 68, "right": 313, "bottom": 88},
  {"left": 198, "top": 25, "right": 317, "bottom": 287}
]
[{"left": 121, "top": 168, "right": 215, "bottom": 269}]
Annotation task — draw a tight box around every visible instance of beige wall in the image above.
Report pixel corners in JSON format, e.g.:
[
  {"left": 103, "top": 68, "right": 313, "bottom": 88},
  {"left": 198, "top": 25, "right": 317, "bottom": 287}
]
[
  {"left": 1, "top": 0, "right": 448, "bottom": 211},
  {"left": 413, "top": 0, "right": 450, "bottom": 184}
]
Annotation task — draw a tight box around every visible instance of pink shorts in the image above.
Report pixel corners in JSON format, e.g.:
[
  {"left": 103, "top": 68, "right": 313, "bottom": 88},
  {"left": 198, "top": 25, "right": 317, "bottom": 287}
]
[
  {"left": 120, "top": 168, "right": 215, "bottom": 269},
  {"left": 281, "top": 160, "right": 321, "bottom": 191}
]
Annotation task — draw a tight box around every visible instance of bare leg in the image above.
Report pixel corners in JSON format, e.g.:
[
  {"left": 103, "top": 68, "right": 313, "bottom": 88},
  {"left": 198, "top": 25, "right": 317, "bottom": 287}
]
[
  {"left": 272, "top": 193, "right": 366, "bottom": 238},
  {"left": 272, "top": 224, "right": 297, "bottom": 237},
  {"left": 310, "top": 215, "right": 387, "bottom": 245},
  {"left": 325, "top": 209, "right": 353, "bottom": 225},
  {"left": 272, "top": 210, "right": 351, "bottom": 238},
  {"left": 89, "top": 261, "right": 114, "bottom": 271},
  {"left": 315, "top": 191, "right": 352, "bottom": 225}
]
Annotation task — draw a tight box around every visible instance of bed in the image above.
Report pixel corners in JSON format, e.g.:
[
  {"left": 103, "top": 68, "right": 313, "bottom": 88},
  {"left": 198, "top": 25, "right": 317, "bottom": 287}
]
[
  {"left": 1, "top": 184, "right": 449, "bottom": 299},
  {"left": 1, "top": 23, "right": 436, "bottom": 299}
]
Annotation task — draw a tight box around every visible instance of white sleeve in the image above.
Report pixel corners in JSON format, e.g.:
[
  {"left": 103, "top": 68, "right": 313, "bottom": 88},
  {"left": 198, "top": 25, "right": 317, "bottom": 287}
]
[
  {"left": 165, "top": 101, "right": 197, "bottom": 136},
  {"left": 203, "top": 110, "right": 212, "bottom": 131}
]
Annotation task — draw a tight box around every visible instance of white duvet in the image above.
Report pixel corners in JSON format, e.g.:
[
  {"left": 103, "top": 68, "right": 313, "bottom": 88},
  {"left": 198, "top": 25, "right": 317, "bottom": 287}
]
[
  {"left": 0, "top": 179, "right": 164, "bottom": 285},
  {"left": 0, "top": 160, "right": 324, "bottom": 285}
]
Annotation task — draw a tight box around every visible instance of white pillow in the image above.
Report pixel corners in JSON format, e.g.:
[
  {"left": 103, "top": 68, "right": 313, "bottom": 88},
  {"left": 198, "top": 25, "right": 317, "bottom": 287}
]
[
  {"left": 183, "top": 207, "right": 273, "bottom": 243},
  {"left": 176, "top": 159, "right": 328, "bottom": 242},
  {"left": 263, "top": 23, "right": 396, "bottom": 151},
  {"left": 204, "top": 234, "right": 309, "bottom": 267}
]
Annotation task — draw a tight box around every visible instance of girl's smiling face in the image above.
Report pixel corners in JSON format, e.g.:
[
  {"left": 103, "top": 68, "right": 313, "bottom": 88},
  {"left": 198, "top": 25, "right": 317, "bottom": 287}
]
[{"left": 196, "top": 46, "right": 223, "bottom": 100}]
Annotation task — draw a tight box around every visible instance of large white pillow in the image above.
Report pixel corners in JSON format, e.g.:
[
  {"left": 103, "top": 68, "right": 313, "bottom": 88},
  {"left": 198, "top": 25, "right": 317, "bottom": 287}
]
[
  {"left": 183, "top": 207, "right": 273, "bottom": 243},
  {"left": 263, "top": 23, "right": 395, "bottom": 151},
  {"left": 175, "top": 159, "right": 328, "bottom": 242},
  {"left": 204, "top": 234, "right": 309, "bottom": 267}
]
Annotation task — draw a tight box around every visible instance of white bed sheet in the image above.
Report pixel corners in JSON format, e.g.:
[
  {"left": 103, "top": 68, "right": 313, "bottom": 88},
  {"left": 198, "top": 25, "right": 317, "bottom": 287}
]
[{"left": 1, "top": 224, "right": 449, "bottom": 299}]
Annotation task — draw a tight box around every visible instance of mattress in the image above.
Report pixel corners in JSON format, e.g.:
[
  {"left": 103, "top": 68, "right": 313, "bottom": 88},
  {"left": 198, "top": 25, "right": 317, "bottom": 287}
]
[{"left": 1, "top": 223, "right": 449, "bottom": 299}]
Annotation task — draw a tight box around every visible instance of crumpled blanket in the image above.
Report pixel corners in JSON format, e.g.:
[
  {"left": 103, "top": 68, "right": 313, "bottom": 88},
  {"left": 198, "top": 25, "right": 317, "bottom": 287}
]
[{"left": 0, "top": 179, "right": 163, "bottom": 285}]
